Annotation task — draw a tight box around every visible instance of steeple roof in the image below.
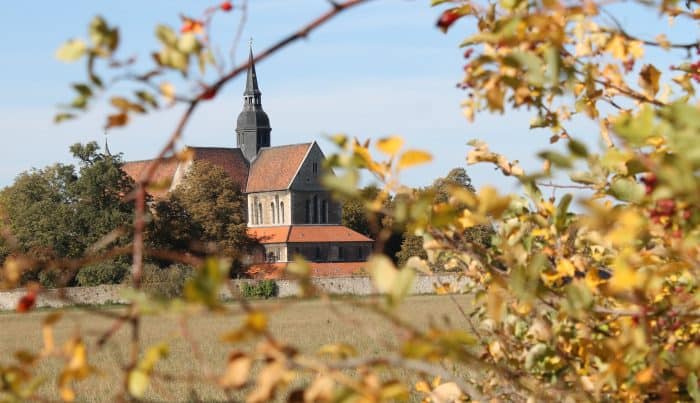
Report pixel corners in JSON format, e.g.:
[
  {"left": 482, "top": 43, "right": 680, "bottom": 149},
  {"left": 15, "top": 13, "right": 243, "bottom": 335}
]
[{"left": 244, "top": 46, "right": 261, "bottom": 96}]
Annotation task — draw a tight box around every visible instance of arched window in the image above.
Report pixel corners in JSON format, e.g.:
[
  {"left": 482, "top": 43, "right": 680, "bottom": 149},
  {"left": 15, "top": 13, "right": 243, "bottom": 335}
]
[
  {"left": 313, "top": 196, "right": 319, "bottom": 224},
  {"left": 305, "top": 200, "right": 311, "bottom": 223},
  {"left": 275, "top": 196, "right": 280, "bottom": 224},
  {"left": 321, "top": 200, "right": 328, "bottom": 224},
  {"left": 271, "top": 202, "right": 276, "bottom": 224},
  {"left": 280, "top": 202, "right": 285, "bottom": 223},
  {"left": 258, "top": 203, "right": 263, "bottom": 224}
]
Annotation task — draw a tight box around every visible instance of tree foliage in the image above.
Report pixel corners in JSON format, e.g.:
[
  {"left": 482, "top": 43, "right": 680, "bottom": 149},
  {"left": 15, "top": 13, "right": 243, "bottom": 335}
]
[
  {"left": 0, "top": 142, "right": 134, "bottom": 285},
  {"left": 3, "top": 0, "right": 700, "bottom": 401}
]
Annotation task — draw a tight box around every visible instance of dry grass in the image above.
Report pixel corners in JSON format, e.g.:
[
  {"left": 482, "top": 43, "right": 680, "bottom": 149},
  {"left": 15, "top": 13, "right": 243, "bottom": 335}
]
[{"left": 0, "top": 294, "right": 475, "bottom": 402}]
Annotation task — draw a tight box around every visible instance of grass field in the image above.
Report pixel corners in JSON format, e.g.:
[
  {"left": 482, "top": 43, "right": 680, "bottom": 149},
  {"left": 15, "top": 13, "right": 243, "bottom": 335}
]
[{"left": 0, "top": 294, "right": 475, "bottom": 402}]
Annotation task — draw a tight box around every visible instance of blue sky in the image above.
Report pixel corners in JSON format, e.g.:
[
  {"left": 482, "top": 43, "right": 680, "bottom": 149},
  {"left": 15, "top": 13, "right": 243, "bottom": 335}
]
[{"left": 0, "top": 0, "right": 691, "bottom": 193}]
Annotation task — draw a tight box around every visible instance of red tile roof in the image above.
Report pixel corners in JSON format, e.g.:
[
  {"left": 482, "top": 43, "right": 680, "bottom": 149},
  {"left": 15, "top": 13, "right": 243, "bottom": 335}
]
[
  {"left": 248, "top": 226, "right": 291, "bottom": 244},
  {"left": 121, "top": 157, "right": 179, "bottom": 198},
  {"left": 121, "top": 147, "right": 249, "bottom": 198},
  {"left": 288, "top": 225, "right": 373, "bottom": 243},
  {"left": 246, "top": 143, "right": 312, "bottom": 193},
  {"left": 190, "top": 147, "right": 249, "bottom": 190},
  {"left": 247, "top": 225, "right": 373, "bottom": 244},
  {"left": 246, "top": 261, "right": 366, "bottom": 279}
]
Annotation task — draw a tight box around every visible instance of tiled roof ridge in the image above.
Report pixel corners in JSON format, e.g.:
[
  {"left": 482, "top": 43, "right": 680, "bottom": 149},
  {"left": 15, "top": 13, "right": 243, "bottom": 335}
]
[{"left": 258, "top": 142, "right": 313, "bottom": 151}]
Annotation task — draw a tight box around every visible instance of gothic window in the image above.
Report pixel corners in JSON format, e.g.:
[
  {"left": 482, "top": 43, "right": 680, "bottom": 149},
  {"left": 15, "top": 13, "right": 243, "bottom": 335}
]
[
  {"left": 313, "top": 196, "right": 319, "bottom": 224},
  {"left": 321, "top": 200, "right": 328, "bottom": 224},
  {"left": 312, "top": 162, "right": 318, "bottom": 175},
  {"left": 280, "top": 202, "right": 285, "bottom": 223},
  {"left": 275, "top": 196, "right": 280, "bottom": 224},
  {"left": 258, "top": 203, "right": 263, "bottom": 224},
  {"left": 305, "top": 200, "right": 311, "bottom": 223},
  {"left": 271, "top": 202, "right": 276, "bottom": 224}
]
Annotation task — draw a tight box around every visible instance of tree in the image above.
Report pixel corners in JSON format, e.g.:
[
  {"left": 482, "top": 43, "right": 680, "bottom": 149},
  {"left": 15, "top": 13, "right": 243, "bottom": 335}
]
[
  {"left": 5, "top": 1, "right": 700, "bottom": 401},
  {"left": 168, "top": 160, "right": 257, "bottom": 263},
  {"left": 0, "top": 142, "right": 134, "bottom": 284}
]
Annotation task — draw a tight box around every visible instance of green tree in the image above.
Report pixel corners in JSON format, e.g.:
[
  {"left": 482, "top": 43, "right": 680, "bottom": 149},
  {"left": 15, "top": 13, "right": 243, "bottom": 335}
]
[
  {"left": 169, "top": 161, "right": 257, "bottom": 262},
  {"left": 0, "top": 142, "right": 134, "bottom": 284}
]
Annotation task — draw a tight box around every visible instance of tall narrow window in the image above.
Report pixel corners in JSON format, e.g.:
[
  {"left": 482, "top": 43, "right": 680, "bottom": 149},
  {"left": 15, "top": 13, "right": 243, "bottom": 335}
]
[
  {"left": 338, "top": 247, "right": 344, "bottom": 260},
  {"left": 258, "top": 203, "right": 263, "bottom": 225},
  {"left": 313, "top": 196, "right": 319, "bottom": 224},
  {"left": 305, "top": 200, "right": 311, "bottom": 223},
  {"left": 271, "top": 202, "right": 276, "bottom": 224},
  {"left": 321, "top": 200, "right": 328, "bottom": 224},
  {"left": 280, "top": 202, "right": 285, "bottom": 223},
  {"left": 315, "top": 247, "right": 321, "bottom": 260},
  {"left": 275, "top": 195, "right": 280, "bottom": 224},
  {"left": 357, "top": 247, "right": 362, "bottom": 259},
  {"left": 312, "top": 162, "right": 318, "bottom": 175}
]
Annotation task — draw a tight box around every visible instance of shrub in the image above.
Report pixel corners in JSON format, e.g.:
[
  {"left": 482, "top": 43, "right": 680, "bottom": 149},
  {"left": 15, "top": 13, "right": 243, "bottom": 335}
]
[
  {"left": 241, "top": 279, "right": 278, "bottom": 299},
  {"left": 126, "top": 263, "right": 194, "bottom": 298},
  {"left": 75, "top": 261, "right": 129, "bottom": 287}
]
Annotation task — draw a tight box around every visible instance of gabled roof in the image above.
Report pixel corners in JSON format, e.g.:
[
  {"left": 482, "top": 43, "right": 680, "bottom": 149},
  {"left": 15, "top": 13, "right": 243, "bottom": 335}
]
[
  {"left": 121, "top": 157, "right": 179, "bottom": 198},
  {"left": 246, "top": 143, "right": 312, "bottom": 193},
  {"left": 121, "top": 147, "right": 250, "bottom": 198},
  {"left": 188, "top": 147, "right": 249, "bottom": 190},
  {"left": 248, "top": 225, "right": 373, "bottom": 244},
  {"left": 246, "top": 261, "right": 366, "bottom": 279}
]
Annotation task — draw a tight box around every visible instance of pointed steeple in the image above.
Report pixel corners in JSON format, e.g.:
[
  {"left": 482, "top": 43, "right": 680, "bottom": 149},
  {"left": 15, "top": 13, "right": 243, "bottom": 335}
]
[
  {"left": 104, "top": 129, "right": 112, "bottom": 156},
  {"left": 236, "top": 39, "right": 271, "bottom": 162},
  {"left": 244, "top": 42, "right": 261, "bottom": 96}
]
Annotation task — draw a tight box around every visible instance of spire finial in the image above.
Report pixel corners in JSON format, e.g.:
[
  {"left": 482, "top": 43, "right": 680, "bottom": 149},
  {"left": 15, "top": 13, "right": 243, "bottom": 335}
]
[
  {"left": 249, "top": 37, "right": 253, "bottom": 49},
  {"left": 104, "top": 129, "right": 112, "bottom": 156}
]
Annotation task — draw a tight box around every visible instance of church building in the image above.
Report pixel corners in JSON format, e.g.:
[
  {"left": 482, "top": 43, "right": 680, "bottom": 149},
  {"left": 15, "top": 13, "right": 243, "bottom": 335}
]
[{"left": 122, "top": 47, "right": 373, "bottom": 278}]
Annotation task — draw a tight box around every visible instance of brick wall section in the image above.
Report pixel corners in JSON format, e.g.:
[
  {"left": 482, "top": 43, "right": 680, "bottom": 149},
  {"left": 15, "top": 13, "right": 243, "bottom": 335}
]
[{"left": 0, "top": 274, "right": 469, "bottom": 311}]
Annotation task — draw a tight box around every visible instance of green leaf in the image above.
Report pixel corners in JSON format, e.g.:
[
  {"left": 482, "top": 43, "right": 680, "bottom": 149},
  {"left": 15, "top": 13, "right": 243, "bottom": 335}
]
[
  {"left": 56, "top": 39, "right": 87, "bottom": 62},
  {"left": 135, "top": 91, "right": 158, "bottom": 108},
  {"left": 54, "top": 113, "right": 76, "bottom": 124},
  {"left": 72, "top": 83, "right": 92, "bottom": 98},
  {"left": 184, "top": 258, "right": 230, "bottom": 308},
  {"left": 609, "top": 177, "right": 645, "bottom": 203},
  {"left": 613, "top": 106, "right": 655, "bottom": 145},
  {"left": 509, "top": 51, "right": 544, "bottom": 87},
  {"left": 567, "top": 139, "right": 588, "bottom": 158},
  {"left": 688, "top": 372, "right": 700, "bottom": 402},
  {"left": 538, "top": 151, "right": 573, "bottom": 168},
  {"left": 155, "top": 25, "right": 177, "bottom": 46},
  {"left": 555, "top": 193, "right": 573, "bottom": 232}
]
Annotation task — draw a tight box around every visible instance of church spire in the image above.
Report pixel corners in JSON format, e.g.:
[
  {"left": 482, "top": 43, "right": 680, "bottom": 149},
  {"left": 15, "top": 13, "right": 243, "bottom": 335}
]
[
  {"left": 244, "top": 40, "right": 261, "bottom": 96},
  {"left": 236, "top": 39, "right": 271, "bottom": 162}
]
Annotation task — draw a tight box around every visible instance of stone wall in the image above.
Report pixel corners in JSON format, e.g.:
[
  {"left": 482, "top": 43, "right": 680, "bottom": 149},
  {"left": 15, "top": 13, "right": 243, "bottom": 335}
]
[{"left": 0, "top": 274, "right": 469, "bottom": 311}]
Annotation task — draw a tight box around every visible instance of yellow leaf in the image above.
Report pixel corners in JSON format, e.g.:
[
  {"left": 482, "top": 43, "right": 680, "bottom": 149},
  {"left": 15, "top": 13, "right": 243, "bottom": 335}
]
[
  {"left": 219, "top": 352, "right": 252, "bottom": 389},
  {"left": 56, "top": 39, "right": 87, "bottom": 62},
  {"left": 608, "top": 257, "right": 638, "bottom": 293},
  {"left": 487, "top": 284, "right": 506, "bottom": 323},
  {"left": 635, "top": 367, "right": 654, "bottom": 384},
  {"left": 628, "top": 40, "right": 644, "bottom": 59},
  {"left": 431, "top": 382, "right": 463, "bottom": 402},
  {"left": 605, "top": 34, "right": 626, "bottom": 60},
  {"left": 246, "top": 311, "right": 268, "bottom": 333},
  {"left": 128, "top": 370, "right": 149, "bottom": 398},
  {"left": 160, "top": 82, "right": 175, "bottom": 104},
  {"left": 368, "top": 254, "right": 397, "bottom": 293},
  {"left": 639, "top": 64, "right": 661, "bottom": 97},
  {"left": 398, "top": 150, "right": 432, "bottom": 169},
  {"left": 655, "top": 34, "right": 671, "bottom": 50},
  {"left": 318, "top": 343, "right": 358, "bottom": 359},
  {"left": 415, "top": 380, "right": 431, "bottom": 394},
  {"left": 376, "top": 136, "right": 404, "bottom": 156}
]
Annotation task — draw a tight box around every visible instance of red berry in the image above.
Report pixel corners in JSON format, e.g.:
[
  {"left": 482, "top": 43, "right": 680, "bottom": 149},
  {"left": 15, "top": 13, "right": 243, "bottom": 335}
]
[
  {"left": 199, "top": 86, "right": 218, "bottom": 100},
  {"left": 656, "top": 199, "right": 676, "bottom": 216},
  {"left": 16, "top": 290, "right": 37, "bottom": 313},
  {"left": 436, "top": 8, "right": 462, "bottom": 33},
  {"left": 220, "top": 1, "right": 233, "bottom": 11}
]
